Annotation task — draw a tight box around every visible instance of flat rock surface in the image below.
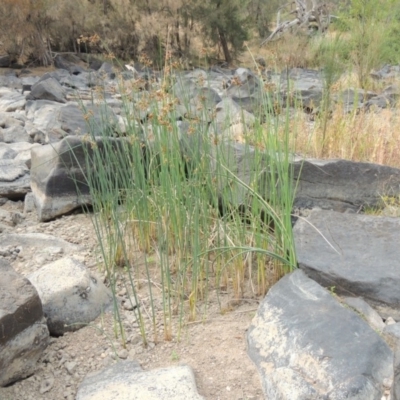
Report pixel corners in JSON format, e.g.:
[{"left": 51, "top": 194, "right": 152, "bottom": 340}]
[
  {"left": 293, "top": 159, "right": 400, "bottom": 211},
  {"left": 247, "top": 269, "right": 393, "bottom": 400},
  {"left": 76, "top": 361, "right": 204, "bottom": 400},
  {"left": 294, "top": 209, "right": 400, "bottom": 319}
]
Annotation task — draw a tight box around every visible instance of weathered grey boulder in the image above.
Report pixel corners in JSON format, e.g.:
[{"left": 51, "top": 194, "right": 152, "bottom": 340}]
[
  {"left": 0, "top": 260, "right": 50, "bottom": 386},
  {"left": 209, "top": 97, "right": 256, "bottom": 138},
  {"left": 0, "top": 75, "right": 22, "bottom": 90},
  {"left": 227, "top": 68, "right": 262, "bottom": 99},
  {"left": 371, "top": 64, "right": 400, "bottom": 81},
  {"left": 0, "top": 159, "right": 30, "bottom": 199},
  {"left": 383, "top": 323, "right": 400, "bottom": 400},
  {"left": 279, "top": 68, "right": 324, "bottom": 111},
  {"left": 247, "top": 269, "right": 394, "bottom": 399},
  {"left": 27, "top": 77, "right": 67, "bottom": 103},
  {"left": 0, "top": 87, "right": 26, "bottom": 112},
  {"left": 30, "top": 136, "right": 128, "bottom": 221},
  {"left": 294, "top": 209, "right": 400, "bottom": 319},
  {"left": 76, "top": 361, "right": 204, "bottom": 400},
  {"left": 26, "top": 100, "right": 117, "bottom": 141},
  {"left": 54, "top": 54, "right": 86, "bottom": 75},
  {"left": 0, "top": 124, "right": 30, "bottom": 143},
  {"left": 28, "top": 257, "right": 112, "bottom": 336},
  {"left": 0, "top": 112, "right": 25, "bottom": 130},
  {"left": 0, "top": 143, "right": 17, "bottom": 160},
  {"left": 293, "top": 158, "right": 400, "bottom": 211},
  {"left": 58, "top": 103, "right": 117, "bottom": 135},
  {"left": 333, "top": 88, "right": 376, "bottom": 113},
  {"left": 21, "top": 76, "right": 40, "bottom": 94},
  {"left": 0, "top": 233, "right": 81, "bottom": 272}
]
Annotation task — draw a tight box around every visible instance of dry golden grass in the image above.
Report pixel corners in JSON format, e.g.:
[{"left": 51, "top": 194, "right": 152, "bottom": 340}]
[{"left": 275, "top": 102, "right": 400, "bottom": 167}]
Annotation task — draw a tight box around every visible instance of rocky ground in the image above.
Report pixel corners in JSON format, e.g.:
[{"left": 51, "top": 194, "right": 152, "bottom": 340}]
[{"left": 0, "top": 198, "right": 264, "bottom": 400}]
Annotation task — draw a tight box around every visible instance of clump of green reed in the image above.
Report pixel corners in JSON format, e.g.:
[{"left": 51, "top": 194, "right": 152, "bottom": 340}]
[{"left": 79, "top": 61, "right": 297, "bottom": 345}]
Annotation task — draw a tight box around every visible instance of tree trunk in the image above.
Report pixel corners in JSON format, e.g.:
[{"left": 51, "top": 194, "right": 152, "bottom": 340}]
[{"left": 218, "top": 29, "right": 231, "bottom": 64}]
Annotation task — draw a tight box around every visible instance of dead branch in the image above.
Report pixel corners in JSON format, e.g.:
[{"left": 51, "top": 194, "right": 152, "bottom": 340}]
[{"left": 260, "top": 0, "right": 332, "bottom": 47}]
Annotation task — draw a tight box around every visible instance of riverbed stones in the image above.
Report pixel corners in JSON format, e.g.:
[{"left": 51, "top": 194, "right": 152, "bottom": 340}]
[{"left": 28, "top": 257, "right": 112, "bottom": 336}]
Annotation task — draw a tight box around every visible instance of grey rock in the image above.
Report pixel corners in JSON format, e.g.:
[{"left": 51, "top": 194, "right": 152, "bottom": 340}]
[
  {"left": 38, "top": 70, "right": 71, "bottom": 84},
  {"left": 21, "top": 76, "right": 40, "bottom": 94},
  {"left": 28, "top": 257, "right": 112, "bottom": 335},
  {"left": 0, "top": 75, "right": 22, "bottom": 90},
  {"left": 30, "top": 136, "right": 129, "bottom": 221},
  {"left": 58, "top": 103, "right": 117, "bottom": 136},
  {"left": 342, "top": 296, "right": 385, "bottom": 332},
  {"left": 247, "top": 269, "right": 393, "bottom": 399},
  {"left": 0, "top": 143, "right": 17, "bottom": 160},
  {"left": 210, "top": 97, "right": 255, "bottom": 136},
  {"left": 0, "top": 233, "right": 81, "bottom": 259},
  {"left": 364, "top": 94, "right": 397, "bottom": 110},
  {"left": 333, "top": 88, "right": 375, "bottom": 113},
  {"left": 76, "top": 361, "right": 204, "bottom": 400},
  {"left": 0, "top": 124, "right": 30, "bottom": 143},
  {"left": 383, "top": 323, "right": 400, "bottom": 400},
  {"left": 371, "top": 64, "right": 400, "bottom": 80},
  {"left": 13, "top": 142, "right": 40, "bottom": 168},
  {"left": 59, "top": 73, "right": 91, "bottom": 90},
  {"left": 0, "top": 259, "right": 50, "bottom": 386},
  {"left": 26, "top": 100, "right": 117, "bottom": 141},
  {"left": 25, "top": 99, "right": 63, "bottom": 135},
  {"left": 0, "top": 159, "right": 30, "bottom": 199},
  {"left": 0, "top": 113, "right": 25, "bottom": 129},
  {"left": 0, "top": 87, "right": 26, "bottom": 112},
  {"left": 294, "top": 209, "right": 400, "bottom": 319},
  {"left": 227, "top": 68, "right": 262, "bottom": 99},
  {"left": 28, "top": 77, "right": 67, "bottom": 103},
  {"left": 54, "top": 54, "right": 86, "bottom": 75},
  {"left": 293, "top": 158, "right": 400, "bottom": 211}
]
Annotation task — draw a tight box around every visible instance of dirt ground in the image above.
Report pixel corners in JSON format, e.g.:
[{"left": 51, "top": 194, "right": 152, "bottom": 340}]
[{"left": 0, "top": 199, "right": 265, "bottom": 400}]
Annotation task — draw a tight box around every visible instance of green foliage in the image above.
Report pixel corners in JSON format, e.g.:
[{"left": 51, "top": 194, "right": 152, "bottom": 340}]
[
  {"left": 78, "top": 70, "right": 297, "bottom": 343},
  {"left": 338, "top": 0, "right": 400, "bottom": 87},
  {"left": 189, "top": 0, "right": 250, "bottom": 62},
  {"left": 247, "top": 0, "right": 281, "bottom": 39}
]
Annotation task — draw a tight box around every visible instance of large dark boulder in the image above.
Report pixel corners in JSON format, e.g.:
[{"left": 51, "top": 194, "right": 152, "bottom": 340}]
[
  {"left": 54, "top": 54, "right": 86, "bottom": 75},
  {"left": 293, "top": 158, "right": 400, "bottom": 212},
  {"left": 30, "top": 136, "right": 132, "bottom": 221},
  {"left": 294, "top": 209, "right": 400, "bottom": 319},
  {"left": 247, "top": 269, "right": 394, "bottom": 399},
  {"left": 0, "top": 260, "right": 49, "bottom": 386},
  {"left": 27, "top": 77, "right": 67, "bottom": 103}
]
